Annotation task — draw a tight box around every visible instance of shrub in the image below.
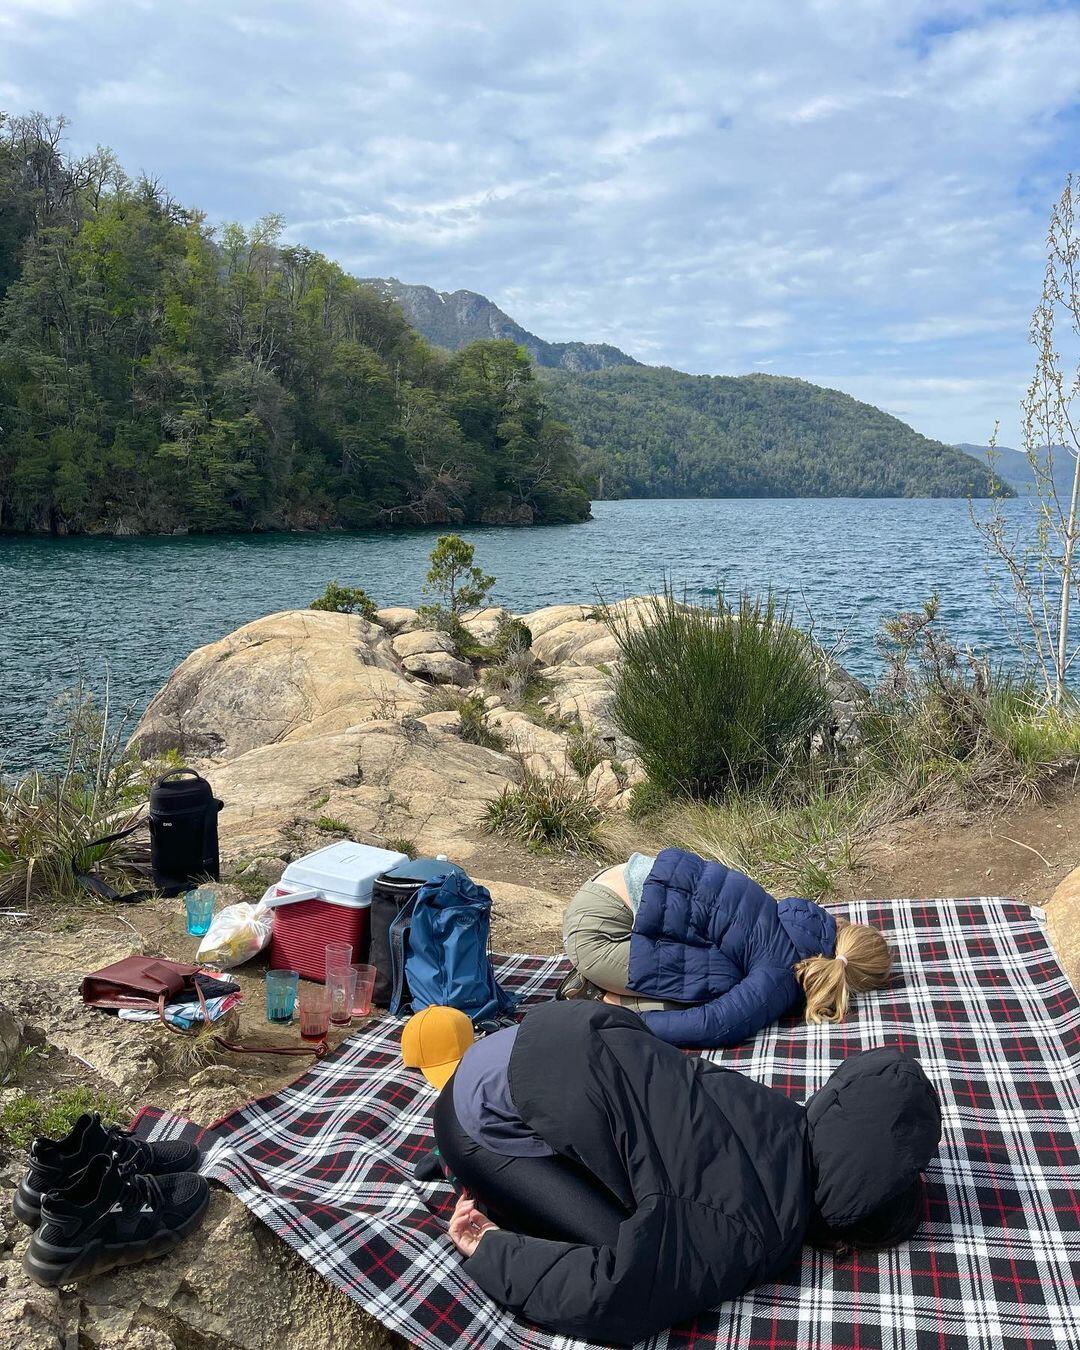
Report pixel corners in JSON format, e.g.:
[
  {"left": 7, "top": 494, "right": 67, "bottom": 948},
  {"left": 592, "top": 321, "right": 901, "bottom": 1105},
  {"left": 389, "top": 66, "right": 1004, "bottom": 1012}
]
[
  {"left": 860, "top": 597, "right": 1080, "bottom": 810},
  {"left": 566, "top": 721, "right": 604, "bottom": 779},
  {"left": 0, "top": 686, "right": 151, "bottom": 906},
  {"left": 484, "top": 773, "right": 601, "bottom": 853},
  {"left": 309, "top": 581, "right": 378, "bottom": 619},
  {"left": 458, "top": 693, "right": 507, "bottom": 752},
  {"left": 484, "top": 643, "right": 537, "bottom": 705},
  {"left": 1, "top": 1085, "right": 129, "bottom": 1151},
  {"left": 609, "top": 587, "right": 830, "bottom": 798}
]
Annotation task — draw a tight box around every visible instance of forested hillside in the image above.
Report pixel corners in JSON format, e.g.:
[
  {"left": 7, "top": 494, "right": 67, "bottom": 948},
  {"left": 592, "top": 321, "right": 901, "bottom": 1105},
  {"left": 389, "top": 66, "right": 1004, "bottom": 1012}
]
[
  {"left": 0, "top": 114, "right": 590, "bottom": 535},
  {"left": 542, "top": 366, "right": 1005, "bottom": 499}
]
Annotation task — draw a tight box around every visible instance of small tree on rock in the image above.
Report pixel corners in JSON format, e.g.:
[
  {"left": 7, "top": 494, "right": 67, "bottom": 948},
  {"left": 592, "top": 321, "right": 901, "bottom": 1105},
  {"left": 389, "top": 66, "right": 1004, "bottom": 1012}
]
[
  {"left": 309, "top": 581, "right": 378, "bottom": 620},
  {"left": 422, "top": 534, "right": 495, "bottom": 618}
]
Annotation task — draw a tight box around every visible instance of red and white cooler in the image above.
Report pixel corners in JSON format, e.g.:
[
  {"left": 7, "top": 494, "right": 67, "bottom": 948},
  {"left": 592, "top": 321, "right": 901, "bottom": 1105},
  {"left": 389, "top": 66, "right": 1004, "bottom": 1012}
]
[{"left": 263, "top": 841, "right": 408, "bottom": 982}]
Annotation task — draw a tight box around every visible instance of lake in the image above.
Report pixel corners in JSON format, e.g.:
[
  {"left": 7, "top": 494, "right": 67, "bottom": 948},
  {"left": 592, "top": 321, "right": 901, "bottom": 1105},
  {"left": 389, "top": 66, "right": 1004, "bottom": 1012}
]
[{"left": 0, "top": 496, "right": 1039, "bottom": 773}]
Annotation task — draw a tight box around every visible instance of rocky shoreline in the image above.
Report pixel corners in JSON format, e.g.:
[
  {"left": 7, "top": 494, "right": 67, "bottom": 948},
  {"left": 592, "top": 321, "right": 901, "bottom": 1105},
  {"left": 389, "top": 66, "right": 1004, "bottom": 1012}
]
[{"left": 5, "top": 600, "right": 1078, "bottom": 1350}]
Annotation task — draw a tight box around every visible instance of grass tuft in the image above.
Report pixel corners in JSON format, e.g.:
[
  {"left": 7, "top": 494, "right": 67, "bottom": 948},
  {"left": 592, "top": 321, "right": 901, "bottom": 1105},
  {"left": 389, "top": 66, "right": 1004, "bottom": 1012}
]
[
  {"left": 1, "top": 1085, "right": 130, "bottom": 1151},
  {"left": 484, "top": 773, "right": 602, "bottom": 854}
]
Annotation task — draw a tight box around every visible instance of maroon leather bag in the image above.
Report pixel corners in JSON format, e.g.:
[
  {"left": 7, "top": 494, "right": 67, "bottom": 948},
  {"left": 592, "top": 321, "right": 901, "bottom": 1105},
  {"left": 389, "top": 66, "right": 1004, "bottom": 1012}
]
[
  {"left": 81, "top": 956, "right": 200, "bottom": 1017},
  {"left": 81, "top": 956, "right": 323, "bottom": 1058}
]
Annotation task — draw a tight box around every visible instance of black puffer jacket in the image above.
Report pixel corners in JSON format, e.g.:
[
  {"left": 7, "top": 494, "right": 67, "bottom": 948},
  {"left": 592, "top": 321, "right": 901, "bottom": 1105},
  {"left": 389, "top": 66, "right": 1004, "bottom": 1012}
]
[{"left": 465, "top": 1001, "right": 941, "bottom": 1345}]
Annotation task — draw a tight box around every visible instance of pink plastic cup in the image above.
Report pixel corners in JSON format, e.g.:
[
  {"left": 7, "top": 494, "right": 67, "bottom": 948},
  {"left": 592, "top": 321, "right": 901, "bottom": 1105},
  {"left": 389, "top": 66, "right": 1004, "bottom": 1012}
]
[
  {"left": 298, "top": 986, "right": 331, "bottom": 1042},
  {"left": 351, "top": 964, "right": 377, "bottom": 1018},
  {"left": 328, "top": 966, "right": 358, "bottom": 1026},
  {"left": 325, "top": 943, "right": 353, "bottom": 981}
]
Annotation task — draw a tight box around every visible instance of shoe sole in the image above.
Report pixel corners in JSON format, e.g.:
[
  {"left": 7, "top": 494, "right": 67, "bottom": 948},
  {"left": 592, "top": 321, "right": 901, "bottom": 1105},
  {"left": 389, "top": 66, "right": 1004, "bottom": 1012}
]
[
  {"left": 21, "top": 1187, "right": 210, "bottom": 1288},
  {"left": 12, "top": 1184, "right": 42, "bottom": 1229}
]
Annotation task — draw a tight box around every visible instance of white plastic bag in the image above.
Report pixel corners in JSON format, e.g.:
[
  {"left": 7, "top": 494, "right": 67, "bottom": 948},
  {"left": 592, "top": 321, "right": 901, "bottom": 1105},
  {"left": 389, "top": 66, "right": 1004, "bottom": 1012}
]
[{"left": 196, "top": 899, "right": 273, "bottom": 970}]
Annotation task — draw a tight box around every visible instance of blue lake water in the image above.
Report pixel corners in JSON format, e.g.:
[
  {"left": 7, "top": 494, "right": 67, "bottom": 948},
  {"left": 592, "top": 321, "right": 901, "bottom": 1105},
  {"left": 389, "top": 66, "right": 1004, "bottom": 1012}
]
[{"left": 0, "top": 497, "right": 1040, "bottom": 772}]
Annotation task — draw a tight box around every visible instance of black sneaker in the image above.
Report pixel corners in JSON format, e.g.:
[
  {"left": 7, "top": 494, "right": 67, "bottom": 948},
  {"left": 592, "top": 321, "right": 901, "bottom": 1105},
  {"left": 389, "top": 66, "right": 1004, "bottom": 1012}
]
[
  {"left": 555, "top": 969, "right": 606, "bottom": 1002},
  {"left": 13, "top": 1113, "right": 201, "bottom": 1229},
  {"left": 23, "top": 1154, "right": 210, "bottom": 1288}
]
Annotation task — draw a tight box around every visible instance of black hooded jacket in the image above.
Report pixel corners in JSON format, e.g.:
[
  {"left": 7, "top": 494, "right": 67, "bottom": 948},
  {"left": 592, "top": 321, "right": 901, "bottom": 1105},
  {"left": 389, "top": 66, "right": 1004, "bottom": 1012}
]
[{"left": 465, "top": 1001, "right": 941, "bottom": 1345}]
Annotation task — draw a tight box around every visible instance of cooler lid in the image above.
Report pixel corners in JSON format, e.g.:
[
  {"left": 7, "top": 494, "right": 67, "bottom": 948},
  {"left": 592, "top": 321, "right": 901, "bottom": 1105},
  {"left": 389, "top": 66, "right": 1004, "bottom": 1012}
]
[{"left": 280, "top": 841, "right": 408, "bottom": 901}]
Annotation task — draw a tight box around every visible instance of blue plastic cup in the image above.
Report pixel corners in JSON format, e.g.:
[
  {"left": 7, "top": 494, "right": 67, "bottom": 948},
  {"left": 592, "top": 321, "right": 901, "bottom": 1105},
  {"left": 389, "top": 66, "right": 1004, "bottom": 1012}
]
[
  {"left": 266, "top": 969, "right": 300, "bottom": 1025},
  {"left": 184, "top": 888, "right": 215, "bottom": 937}
]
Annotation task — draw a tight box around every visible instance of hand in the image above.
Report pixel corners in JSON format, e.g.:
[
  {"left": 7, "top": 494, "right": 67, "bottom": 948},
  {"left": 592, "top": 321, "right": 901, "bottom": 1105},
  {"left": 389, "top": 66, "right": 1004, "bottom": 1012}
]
[{"left": 448, "top": 1193, "right": 499, "bottom": 1257}]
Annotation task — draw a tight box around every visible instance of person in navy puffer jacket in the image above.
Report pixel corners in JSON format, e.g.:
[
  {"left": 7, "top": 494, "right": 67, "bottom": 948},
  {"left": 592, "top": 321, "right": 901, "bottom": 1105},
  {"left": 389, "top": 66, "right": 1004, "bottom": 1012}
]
[{"left": 559, "top": 847, "right": 892, "bottom": 1047}]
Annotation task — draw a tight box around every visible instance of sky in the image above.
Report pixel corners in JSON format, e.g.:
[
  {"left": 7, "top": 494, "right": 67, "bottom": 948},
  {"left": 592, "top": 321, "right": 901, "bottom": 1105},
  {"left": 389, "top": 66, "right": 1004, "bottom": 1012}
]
[{"left": 3, "top": 1, "right": 1079, "bottom": 448}]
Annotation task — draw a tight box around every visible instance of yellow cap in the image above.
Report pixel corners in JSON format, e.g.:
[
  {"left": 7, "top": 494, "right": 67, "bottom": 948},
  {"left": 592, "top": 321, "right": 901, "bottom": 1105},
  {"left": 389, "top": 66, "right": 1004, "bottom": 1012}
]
[{"left": 401, "top": 1006, "right": 474, "bottom": 1089}]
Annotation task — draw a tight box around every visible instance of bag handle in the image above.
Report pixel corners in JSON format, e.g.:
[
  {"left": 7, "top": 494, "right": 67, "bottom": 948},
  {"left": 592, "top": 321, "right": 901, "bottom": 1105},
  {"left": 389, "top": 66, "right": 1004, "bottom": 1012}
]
[{"left": 155, "top": 768, "right": 205, "bottom": 786}]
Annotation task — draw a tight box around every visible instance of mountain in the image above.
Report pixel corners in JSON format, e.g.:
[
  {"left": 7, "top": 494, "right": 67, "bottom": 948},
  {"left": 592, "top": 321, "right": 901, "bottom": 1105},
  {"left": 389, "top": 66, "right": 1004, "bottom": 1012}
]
[
  {"left": 371, "top": 277, "right": 1007, "bottom": 500},
  {"left": 361, "top": 278, "right": 638, "bottom": 373},
  {"left": 957, "top": 443, "right": 1075, "bottom": 498},
  {"left": 544, "top": 366, "right": 1005, "bottom": 499}
]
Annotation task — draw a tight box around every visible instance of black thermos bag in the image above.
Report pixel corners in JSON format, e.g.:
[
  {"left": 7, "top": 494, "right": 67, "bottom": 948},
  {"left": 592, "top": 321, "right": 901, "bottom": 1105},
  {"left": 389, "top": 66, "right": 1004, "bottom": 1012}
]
[
  {"left": 369, "top": 857, "right": 464, "bottom": 1006},
  {"left": 148, "top": 769, "right": 223, "bottom": 896}
]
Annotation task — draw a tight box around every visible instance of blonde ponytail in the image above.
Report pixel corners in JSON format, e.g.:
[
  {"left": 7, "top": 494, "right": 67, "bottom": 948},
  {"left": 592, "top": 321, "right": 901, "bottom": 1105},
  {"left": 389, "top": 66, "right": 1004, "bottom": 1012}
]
[{"left": 796, "top": 919, "right": 892, "bottom": 1024}]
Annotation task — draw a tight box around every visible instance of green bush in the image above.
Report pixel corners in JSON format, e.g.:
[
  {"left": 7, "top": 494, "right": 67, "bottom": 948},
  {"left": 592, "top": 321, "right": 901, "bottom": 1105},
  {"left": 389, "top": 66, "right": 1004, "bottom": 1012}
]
[
  {"left": 609, "top": 588, "right": 830, "bottom": 798},
  {"left": 309, "top": 581, "right": 378, "bottom": 619},
  {"left": 566, "top": 721, "right": 604, "bottom": 779},
  {"left": 0, "top": 687, "right": 151, "bottom": 906},
  {"left": 457, "top": 693, "right": 507, "bottom": 752},
  {"left": 484, "top": 773, "right": 601, "bottom": 853}
]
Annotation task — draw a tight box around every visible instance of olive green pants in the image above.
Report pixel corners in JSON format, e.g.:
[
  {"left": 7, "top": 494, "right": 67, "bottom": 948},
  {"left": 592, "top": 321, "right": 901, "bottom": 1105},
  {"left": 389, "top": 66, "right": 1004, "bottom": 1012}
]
[{"left": 562, "top": 878, "right": 676, "bottom": 1014}]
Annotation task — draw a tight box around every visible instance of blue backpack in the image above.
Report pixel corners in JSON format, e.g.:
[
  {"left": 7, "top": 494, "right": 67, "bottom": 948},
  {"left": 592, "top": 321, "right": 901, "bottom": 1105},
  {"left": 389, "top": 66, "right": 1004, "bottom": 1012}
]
[{"left": 393, "top": 871, "right": 517, "bottom": 1022}]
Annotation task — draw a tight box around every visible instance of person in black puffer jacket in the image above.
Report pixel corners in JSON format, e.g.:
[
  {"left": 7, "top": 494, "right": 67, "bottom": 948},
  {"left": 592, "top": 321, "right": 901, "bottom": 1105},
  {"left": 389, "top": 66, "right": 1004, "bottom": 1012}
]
[{"left": 434, "top": 1000, "right": 942, "bottom": 1346}]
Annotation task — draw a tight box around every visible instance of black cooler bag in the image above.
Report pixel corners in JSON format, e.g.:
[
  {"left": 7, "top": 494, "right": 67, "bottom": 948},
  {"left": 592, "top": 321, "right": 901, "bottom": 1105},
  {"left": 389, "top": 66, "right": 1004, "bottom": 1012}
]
[
  {"left": 369, "top": 857, "right": 464, "bottom": 1007},
  {"left": 149, "top": 769, "right": 223, "bottom": 896}
]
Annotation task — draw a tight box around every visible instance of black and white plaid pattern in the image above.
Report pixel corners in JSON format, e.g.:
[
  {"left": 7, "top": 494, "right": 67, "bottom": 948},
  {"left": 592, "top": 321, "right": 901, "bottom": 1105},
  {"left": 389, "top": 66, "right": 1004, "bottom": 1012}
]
[{"left": 135, "top": 899, "right": 1080, "bottom": 1350}]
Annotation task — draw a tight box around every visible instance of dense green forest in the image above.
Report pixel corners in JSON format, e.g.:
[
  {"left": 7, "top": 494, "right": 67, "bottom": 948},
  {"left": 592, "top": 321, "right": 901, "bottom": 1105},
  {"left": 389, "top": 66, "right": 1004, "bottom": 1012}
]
[
  {"left": 0, "top": 113, "right": 590, "bottom": 534},
  {"left": 541, "top": 366, "right": 1007, "bottom": 499}
]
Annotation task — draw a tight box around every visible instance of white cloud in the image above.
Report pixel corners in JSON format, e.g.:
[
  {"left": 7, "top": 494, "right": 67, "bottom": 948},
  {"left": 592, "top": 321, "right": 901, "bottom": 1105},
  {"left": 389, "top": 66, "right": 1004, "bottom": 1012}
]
[{"left": 2, "top": 0, "right": 1078, "bottom": 445}]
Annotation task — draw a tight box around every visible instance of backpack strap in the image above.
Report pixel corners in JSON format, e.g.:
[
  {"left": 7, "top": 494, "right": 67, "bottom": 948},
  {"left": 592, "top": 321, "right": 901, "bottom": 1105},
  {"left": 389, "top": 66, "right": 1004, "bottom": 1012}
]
[{"left": 388, "top": 893, "right": 419, "bottom": 1016}]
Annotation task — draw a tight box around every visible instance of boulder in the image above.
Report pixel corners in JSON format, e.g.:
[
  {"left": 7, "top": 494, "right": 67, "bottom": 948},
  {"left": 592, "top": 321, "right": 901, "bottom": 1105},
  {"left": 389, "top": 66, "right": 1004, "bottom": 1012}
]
[
  {"left": 401, "top": 651, "right": 475, "bottom": 686},
  {"left": 391, "top": 628, "right": 456, "bottom": 660},
  {"left": 208, "top": 720, "right": 520, "bottom": 867},
  {"left": 586, "top": 761, "right": 622, "bottom": 806},
  {"left": 0, "top": 1004, "right": 23, "bottom": 1082},
  {"left": 487, "top": 709, "right": 573, "bottom": 778},
  {"left": 131, "top": 610, "right": 418, "bottom": 761},
  {"left": 1047, "top": 864, "right": 1080, "bottom": 993},
  {"left": 375, "top": 606, "right": 419, "bottom": 633},
  {"left": 460, "top": 606, "right": 511, "bottom": 645}
]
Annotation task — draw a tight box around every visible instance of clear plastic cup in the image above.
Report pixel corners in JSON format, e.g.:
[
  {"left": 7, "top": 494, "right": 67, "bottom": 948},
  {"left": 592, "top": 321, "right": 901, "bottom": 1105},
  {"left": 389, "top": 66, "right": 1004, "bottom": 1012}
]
[
  {"left": 328, "top": 966, "right": 358, "bottom": 1025},
  {"left": 351, "top": 964, "right": 377, "bottom": 1017},
  {"left": 265, "top": 970, "right": 299, "bottom": 1024},
  {"left": 184, "top": 888, "right": 215, "bottom": 936},
  {"left": 324, "top": 943, "right": 353, "bottom": 981},
  {"left": 298, "top": 986, "right": 331, "bottom": 1042}
]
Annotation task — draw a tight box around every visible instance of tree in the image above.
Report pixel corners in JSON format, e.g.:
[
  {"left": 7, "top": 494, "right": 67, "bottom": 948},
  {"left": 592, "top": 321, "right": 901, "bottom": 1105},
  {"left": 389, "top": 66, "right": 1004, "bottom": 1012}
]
[
  {"left": 423, "top": 533, "right": 495, "bottom": 616},
  {"left": 971, "top": 176, "right": 1080, "bottom": 705}
]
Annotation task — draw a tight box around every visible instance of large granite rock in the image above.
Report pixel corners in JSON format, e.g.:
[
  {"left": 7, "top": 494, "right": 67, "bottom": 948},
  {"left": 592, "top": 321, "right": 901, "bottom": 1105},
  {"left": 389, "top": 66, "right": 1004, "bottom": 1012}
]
[{"left": 132, "top": 610, "right": 420, "bottom": 760}]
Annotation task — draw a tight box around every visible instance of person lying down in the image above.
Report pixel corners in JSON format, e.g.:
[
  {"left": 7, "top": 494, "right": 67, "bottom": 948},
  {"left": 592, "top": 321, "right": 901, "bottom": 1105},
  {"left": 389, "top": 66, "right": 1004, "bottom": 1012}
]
[
  {"left": 426, "top": 999, "right": 942, "bottom": 1345},
  {"left": 559, "top": 847, "right": 892, "bottom": 1047}
]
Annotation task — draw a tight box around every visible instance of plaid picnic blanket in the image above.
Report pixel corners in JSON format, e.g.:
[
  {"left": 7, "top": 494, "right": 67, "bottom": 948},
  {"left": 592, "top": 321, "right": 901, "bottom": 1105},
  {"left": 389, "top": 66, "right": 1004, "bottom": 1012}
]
[{"left": 135, "top": 898, "right": 1080, "bottom": 1350}]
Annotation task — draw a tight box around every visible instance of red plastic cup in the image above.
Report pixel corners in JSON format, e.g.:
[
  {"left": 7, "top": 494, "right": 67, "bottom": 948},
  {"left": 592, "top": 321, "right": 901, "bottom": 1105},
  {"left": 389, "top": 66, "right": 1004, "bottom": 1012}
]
[
  {"left": 298, "top": 986, "right": 331, "bottom": 1042},
  {"left": 351, "top": 964, "right": 377, "bottom": 1017}
]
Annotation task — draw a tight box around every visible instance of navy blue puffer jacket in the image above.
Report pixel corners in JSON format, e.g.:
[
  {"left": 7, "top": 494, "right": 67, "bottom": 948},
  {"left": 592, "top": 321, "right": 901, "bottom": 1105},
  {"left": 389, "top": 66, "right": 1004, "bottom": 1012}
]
[{"left": 627, "top": 848, "right": 837, "bottom": 1048}]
